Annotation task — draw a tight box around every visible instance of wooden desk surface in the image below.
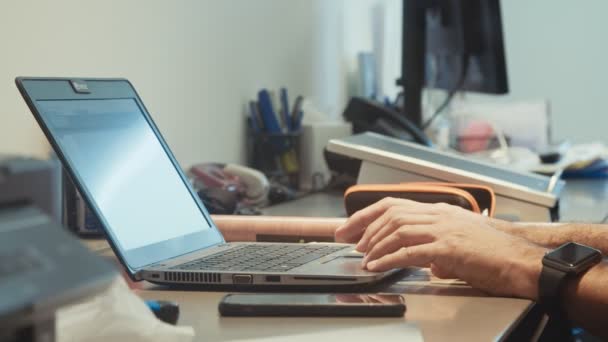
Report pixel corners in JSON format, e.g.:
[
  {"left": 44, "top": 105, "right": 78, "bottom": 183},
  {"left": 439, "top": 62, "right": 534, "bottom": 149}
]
[
  {"left": 134, "top": 276, "right": 531, "bottom": 342},
  {"left": 87, "top": 237, "right": 532, "bottom": 341}
]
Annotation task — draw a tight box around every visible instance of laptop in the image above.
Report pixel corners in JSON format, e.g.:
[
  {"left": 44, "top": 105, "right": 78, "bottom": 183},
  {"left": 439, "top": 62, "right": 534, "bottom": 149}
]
[{"left": 16, "top": 77, "right": 397, "bottom": 287}]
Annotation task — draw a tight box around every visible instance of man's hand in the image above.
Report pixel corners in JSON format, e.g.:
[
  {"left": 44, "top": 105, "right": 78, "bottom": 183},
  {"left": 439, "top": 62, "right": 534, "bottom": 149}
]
[{"left": 335, "top": 198, "right": 546, "bottom": 299}]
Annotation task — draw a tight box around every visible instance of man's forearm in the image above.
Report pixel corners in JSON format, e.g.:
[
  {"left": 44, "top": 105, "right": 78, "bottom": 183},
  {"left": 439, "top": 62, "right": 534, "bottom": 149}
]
[
  {"left": 562, "top": 262, "right": 608, "bottom": 339},
  {"left": 496, "top": 220, "right": 608, "bottom": 337},
  {"left": 492, "top": 220, "right": 608, "bottom": 254}
]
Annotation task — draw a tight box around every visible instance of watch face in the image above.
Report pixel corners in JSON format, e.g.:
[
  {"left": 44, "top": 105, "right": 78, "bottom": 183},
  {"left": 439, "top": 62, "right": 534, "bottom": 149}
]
[{"left": 544, "top": 242, "right": 601, "bottom": 268}]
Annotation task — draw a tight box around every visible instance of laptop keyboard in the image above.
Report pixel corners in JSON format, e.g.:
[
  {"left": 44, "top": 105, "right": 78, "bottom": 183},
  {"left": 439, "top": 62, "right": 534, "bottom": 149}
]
[{"left": 172, "top": 244, "right": 348, "bottom": 273}]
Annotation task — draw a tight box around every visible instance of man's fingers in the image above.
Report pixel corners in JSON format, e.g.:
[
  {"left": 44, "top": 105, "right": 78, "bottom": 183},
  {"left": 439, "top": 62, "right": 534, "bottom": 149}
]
[
  {"left": 363, "top": 226, "right": 435, "bottom": 266},
  {"left": 334, "top": 227, "right": 364, "bottom": 244},
  {"left": 430, "top": 263, "right": 457, "bottom": 279},
  {"left": 355, "top": 209, "right": 394, "bottom": 251},
  {"left": 335, "top": 197, "right": 413, "bottom": 244},
  {"left": 353, "top": 199, "right": 430, "bottom": 250},
  {"left": 364, "top": 214, "right": 436, "bottom": 253},
  {"left": 366, "top": 244, "right": 438, "bottom": 272}
]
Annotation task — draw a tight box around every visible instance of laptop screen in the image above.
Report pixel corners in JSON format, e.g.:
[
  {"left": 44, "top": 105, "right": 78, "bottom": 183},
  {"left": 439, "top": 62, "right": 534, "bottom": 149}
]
[{"left": 36, "top": 97, "right": 217, "bottom": 267}]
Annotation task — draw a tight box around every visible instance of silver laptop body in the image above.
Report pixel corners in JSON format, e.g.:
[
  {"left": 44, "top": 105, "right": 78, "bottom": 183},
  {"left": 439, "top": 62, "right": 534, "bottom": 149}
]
[
  {"left": 140, "top": 241, "right": 392, "bottom": 286},
  {"left": 16, "top": 77, "right": 396, "bottom": 287}
]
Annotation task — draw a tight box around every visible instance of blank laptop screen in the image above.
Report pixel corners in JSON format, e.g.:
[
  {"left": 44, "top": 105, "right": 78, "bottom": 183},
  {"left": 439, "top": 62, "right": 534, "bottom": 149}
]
[{"left": 36, "top": 98, "right": 212, "bottom": 251}]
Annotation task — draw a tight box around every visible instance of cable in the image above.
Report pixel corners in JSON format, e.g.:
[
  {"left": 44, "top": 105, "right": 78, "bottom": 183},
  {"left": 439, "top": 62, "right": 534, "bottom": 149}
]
[
  {"left": 422, "top": 54, "right": 470, "bottom": 130},
  {"left": 422, "top": 89, "right": 457, "bottom": 130}
]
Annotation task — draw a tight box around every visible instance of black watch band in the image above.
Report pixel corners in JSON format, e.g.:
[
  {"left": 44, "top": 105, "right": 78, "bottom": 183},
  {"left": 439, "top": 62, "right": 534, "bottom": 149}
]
[
  {"left": 538, "top": 242, "right": 602, "bottom": 319},
  {"left": 538, "top": 265, "right": 567, "bottom": 316}
]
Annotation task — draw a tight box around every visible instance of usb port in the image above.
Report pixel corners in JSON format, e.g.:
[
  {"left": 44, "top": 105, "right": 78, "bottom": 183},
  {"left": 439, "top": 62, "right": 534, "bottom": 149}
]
[{"left": 265, "top": 275, "right": 280, "bottom": 283}]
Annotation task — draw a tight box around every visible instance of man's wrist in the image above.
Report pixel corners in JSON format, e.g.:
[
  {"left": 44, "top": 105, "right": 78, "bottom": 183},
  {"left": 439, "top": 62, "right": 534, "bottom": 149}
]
[{"left": 511, "top": 244, "right": 546, "bottom": 300}]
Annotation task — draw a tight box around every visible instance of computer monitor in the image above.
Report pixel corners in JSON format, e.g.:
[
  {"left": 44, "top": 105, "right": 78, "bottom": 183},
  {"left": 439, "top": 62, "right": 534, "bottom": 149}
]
[{"left": 399, "top": 0, "right": 508, "bottom": 128}]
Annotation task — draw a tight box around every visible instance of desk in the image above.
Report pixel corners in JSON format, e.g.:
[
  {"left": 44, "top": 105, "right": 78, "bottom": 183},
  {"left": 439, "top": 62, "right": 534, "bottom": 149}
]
[
  {"left": 87, "top": 238, "right": 533, "bottom": 341},
  {"left": 558, "top": 179, "right": 608, "bottom": 222},
  {"left": 87, "top": 179, "right": 608, "bottom": 341},
  {"left": 135, "top": 283, "right": 531, "bottom": 341},
  {"left": 261, "top": 191, "right": 346, "bottom": 217}
]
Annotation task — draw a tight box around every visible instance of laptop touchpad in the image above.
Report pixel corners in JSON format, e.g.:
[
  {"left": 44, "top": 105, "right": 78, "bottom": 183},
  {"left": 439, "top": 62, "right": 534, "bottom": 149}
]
[
  {"left": 322, "top": 252, "right": 363, "bottom": 265},
  {"left": 342, "top": 250, "right": 364, "bottom": 258}
]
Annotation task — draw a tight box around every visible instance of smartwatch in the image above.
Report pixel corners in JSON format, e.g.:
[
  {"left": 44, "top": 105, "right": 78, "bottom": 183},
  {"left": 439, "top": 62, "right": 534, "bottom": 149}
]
[{"left": 539, "top": 242, "right": 602, "bottom": 316}]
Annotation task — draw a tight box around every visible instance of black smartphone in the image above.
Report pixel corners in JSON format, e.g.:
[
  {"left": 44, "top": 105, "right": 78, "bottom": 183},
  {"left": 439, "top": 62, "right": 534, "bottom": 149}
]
[{"left": 218, "top": 293, "right": 406, "bottom": 317}]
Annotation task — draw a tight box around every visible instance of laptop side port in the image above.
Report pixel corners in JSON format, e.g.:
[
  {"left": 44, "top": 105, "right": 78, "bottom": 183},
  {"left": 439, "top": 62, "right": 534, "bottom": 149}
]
[
  {"left": 232, "top": 274, "right": 253, "bottom": 284},
  {"left": 265, "top": 275, "right": 280, "bottom": 283}
]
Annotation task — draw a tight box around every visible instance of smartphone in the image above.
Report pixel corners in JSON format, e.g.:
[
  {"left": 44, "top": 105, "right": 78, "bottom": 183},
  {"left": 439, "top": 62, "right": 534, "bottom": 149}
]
[{"left": 218, "top": 293, "right": 406, "bottom": 317}]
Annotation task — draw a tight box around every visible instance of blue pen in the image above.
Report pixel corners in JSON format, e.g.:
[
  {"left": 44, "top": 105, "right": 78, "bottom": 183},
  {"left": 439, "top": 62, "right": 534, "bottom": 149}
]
[
  {"left": 280, "top": 88, "right": 292, "bottom": 132},
  {"left": 257, "top": 89, "right": 282, "bottom": 134},
  {"left": 291, "top": 95, "right": 304, "bottom": 132},
  {"left": 292, "top": 110, "right": 303, "bottom": 132}
]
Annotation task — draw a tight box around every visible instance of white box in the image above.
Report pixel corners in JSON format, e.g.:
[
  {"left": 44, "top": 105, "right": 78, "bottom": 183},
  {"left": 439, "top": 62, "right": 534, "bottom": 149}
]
[{"left": 299, "top": 122, "right": 352, "bottom": 191}]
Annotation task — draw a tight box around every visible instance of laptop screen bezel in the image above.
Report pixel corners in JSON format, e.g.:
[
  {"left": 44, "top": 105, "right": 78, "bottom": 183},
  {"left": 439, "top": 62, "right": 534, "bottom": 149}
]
[{"left": 15, "top": 77, "right": 225, "bottom": 277}]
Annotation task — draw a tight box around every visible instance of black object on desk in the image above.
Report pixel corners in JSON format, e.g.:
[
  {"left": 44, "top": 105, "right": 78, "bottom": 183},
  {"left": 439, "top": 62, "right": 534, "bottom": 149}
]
[
  {"left": 0, "top": 156, "right": 62, "bottom": 222},
  {"left": 247, "top": 131, "right": 301, "bottom": 189},
  {"left": 343, "top": 97, "right": 431, "bottom": 146},
  {"left": 63, "top": 169, "right": 104, "bottom": 236},
  {"left": 146, "top": 300, "right": 180, "bottom": 325},
  {"left": 218, "top": 293, "right": 406, "bottom": 317},
  {"left": 0, "top": 204, "right": 116, "bottom": 342}
]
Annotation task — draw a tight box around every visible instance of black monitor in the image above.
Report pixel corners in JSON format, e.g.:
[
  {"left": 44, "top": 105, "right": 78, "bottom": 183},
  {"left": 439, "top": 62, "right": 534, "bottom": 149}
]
[{"left": 399, "top": 0, "right": 508, "bottom": 129}]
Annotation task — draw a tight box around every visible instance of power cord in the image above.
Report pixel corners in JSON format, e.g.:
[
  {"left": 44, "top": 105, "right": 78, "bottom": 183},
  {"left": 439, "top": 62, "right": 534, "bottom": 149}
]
[{"left": 422, "top": 54, "right": 470, "bottom": 130}]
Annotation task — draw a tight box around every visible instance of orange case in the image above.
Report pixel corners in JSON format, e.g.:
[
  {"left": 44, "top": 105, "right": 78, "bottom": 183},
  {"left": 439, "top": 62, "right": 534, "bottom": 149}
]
[{"left": 344, "top": 183, "right": 495, "bottom": 217}]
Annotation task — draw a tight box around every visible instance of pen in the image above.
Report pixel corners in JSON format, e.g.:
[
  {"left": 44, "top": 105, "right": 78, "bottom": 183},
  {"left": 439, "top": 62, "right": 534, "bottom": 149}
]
[
  {"left": 257, "top": 89, "right": 282, "bottom": 135},
  {"left": 291, "top": 95, "right": 304, "bottom": 132},
  {"left": 280, "top": 88, "right": 292, "bottom": 132}
]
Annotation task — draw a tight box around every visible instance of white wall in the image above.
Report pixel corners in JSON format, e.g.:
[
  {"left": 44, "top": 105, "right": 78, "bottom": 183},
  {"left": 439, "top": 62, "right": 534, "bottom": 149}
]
[
  {"left": 0, "top": 0, "right": 340, "bottom": 167},
  {"left": 499, "top": 0, "right": 608, "bottom": 144},
  {"left": 341, "top": 0, "right": 402, "bottom": 101}
]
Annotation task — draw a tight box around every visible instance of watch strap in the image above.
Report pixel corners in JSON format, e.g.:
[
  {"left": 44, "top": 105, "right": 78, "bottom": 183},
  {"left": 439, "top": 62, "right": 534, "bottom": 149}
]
[{"left": 539, "top": 264, "right": 567, "bottom": 315}]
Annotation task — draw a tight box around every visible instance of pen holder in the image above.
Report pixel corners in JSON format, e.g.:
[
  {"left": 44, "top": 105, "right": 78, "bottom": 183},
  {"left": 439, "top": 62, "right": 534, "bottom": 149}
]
[{"left": 247, "top": 131, "right": 301, "bottom": 189}]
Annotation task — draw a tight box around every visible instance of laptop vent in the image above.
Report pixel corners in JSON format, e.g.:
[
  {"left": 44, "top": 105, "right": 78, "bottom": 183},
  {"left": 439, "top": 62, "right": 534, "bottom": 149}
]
[{"left": 163, "top": 271, "right": 221, "bottom": 284}]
